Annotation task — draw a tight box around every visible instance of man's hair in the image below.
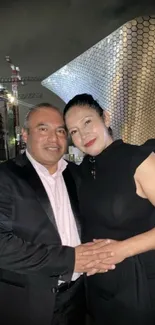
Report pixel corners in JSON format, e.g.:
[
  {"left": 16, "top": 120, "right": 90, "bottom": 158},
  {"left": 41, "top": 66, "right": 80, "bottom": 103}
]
[{"left": 23, "top": 102, "right": 60, "bottom": 130}]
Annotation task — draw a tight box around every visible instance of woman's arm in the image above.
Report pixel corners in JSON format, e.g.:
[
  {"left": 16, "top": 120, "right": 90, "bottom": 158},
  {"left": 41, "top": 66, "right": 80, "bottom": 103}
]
[{"left": 134, "top": 151, "right": 155, "bottom": 205}]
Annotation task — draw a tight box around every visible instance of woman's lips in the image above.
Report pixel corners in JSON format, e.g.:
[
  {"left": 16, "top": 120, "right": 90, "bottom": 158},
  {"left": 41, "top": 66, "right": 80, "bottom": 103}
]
[{"left": 84, "top": 138, "right": 96, "bottom": 147}]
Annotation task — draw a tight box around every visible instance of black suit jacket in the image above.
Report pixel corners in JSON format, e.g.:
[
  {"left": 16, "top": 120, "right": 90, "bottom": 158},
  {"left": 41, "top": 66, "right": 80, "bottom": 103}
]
[{"left": 0, "top": 153, "right": 81, "bottom": 325}]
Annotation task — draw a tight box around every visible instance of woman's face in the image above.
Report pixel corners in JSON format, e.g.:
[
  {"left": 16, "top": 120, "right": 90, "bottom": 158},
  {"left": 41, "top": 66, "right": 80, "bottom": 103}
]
[{"left": 65, "top": 105, "right": 112, "bottom": 156}]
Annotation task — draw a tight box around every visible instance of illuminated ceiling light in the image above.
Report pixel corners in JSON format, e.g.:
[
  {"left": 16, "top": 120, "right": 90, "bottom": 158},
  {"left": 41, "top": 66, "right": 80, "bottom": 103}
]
[
  {"left": 9, "top": 96, "right": 15, "bottom": 103},
  {"left": 7, "top": 93, "right": 15, "bottom": 103}
]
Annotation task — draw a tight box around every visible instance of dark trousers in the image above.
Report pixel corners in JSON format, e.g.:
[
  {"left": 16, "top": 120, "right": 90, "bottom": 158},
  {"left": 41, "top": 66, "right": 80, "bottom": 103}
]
[{"left": 52, "top": 276, "right": 86, "bottom": 325}]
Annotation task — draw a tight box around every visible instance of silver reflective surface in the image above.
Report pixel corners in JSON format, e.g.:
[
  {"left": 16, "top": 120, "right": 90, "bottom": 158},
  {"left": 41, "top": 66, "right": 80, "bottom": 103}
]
[{"left": 42, "top": 16, "right": 155, "bottom": 144}]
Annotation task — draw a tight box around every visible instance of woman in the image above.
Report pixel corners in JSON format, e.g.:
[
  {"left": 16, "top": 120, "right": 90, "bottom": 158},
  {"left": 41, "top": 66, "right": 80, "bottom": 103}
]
[{"left": 63, "top": 93, "right": 155, "bottom": 325}]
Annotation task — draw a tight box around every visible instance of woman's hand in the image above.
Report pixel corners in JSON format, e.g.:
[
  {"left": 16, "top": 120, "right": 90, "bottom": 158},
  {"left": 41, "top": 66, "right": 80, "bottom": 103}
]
[
  {"left": 75, "top": 239, "right": 116, "bottom": 274},
  {"left": 82, "top": 239, "right": 128, "bottom": 275}
]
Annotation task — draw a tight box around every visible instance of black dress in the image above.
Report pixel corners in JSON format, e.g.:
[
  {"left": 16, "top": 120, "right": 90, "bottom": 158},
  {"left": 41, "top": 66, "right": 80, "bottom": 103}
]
[{"left": 79, "top": 140, "right": 155, "bottom": 325}]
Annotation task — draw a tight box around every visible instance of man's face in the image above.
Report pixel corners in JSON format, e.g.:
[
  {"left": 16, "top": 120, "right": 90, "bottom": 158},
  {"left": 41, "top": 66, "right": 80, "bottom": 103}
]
[{"left": 22, "top": 107, "right": 67, "bottom": 172}]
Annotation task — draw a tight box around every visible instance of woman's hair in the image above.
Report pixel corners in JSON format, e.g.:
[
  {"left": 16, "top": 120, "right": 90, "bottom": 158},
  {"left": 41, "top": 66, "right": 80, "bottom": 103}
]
[{"left": 63, "top": 93, "right": 113, "bottom": 136}]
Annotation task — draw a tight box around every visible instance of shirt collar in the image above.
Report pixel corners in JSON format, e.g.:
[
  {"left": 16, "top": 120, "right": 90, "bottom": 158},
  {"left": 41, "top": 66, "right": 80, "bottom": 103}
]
[{"left": 26, "top": 149, "right": 68, "bottom": 177}]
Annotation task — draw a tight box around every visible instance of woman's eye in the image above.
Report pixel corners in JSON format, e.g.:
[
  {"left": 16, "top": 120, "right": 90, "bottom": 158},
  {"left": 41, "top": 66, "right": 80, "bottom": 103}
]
[{"left": 85, "top": 119, "right": 91, "bottom": 125}]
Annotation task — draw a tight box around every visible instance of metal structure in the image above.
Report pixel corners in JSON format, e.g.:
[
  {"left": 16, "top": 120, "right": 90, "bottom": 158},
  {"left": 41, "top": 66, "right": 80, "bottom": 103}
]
[
  {"left": 2, "top": 57, "right": 44, "bottom": 156},
  {"left": 42, "top": 15, "right": 155, "bottom": 145},
  {"left": 18, "top": 92, "right": 42, "bottom": 100},
  {"left": 0, "top": 89, "right": 15, "bottom": 161},
  {"left": 0, "top": 84, "right": 39, "bottom": 160},
  {"left": 5, "top": 56, "right": 23, "bottom": 155},
  {"left": 0, "top": 76, "right": 45, "bottom": 84},
  {"left": 0, "top": 100, "right": 7, "bottom": 161}
]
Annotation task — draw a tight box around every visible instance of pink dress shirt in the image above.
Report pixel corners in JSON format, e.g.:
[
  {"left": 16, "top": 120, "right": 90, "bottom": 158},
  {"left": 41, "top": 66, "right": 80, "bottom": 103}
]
[{"left": 26, "top": 150, "right": 81, "bottom": 281}]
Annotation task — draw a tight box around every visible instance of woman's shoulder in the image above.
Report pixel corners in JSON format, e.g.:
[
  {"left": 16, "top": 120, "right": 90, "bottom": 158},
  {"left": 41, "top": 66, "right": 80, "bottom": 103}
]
[
  {"left": 123, "top": 140, "right": 155, "bottom": 174},
  {"left": 101, "top": 139, "right": 155, "bottom": 174}
]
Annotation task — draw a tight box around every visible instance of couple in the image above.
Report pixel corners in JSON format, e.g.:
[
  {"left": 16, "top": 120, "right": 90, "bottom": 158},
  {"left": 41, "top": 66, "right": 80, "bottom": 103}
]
[
  {"left": 0, "top": 99, "right": 113, "bottom": 325},
  {"left": 0, "top": 94, "right": 155, "bottom": 324}
]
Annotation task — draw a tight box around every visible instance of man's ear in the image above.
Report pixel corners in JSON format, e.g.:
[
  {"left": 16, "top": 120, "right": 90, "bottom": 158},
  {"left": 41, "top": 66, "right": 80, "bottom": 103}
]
[
  {"left": 103, "top": 110, "right": 111, "bottom": 128},
  {"left": 21, "top": 128, "right": 28, "bottom": 144}
]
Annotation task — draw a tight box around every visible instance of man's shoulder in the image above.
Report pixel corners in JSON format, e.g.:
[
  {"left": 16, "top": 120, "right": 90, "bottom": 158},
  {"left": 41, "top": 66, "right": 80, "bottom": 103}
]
[
  {"left": 0, "top": 154, "right": 27, "bottom": 177},
  {"left": 0, "top": 158, "right": 13, "bottom": 171},
  {"left": 0, "top": 159, "right": 15, "bottom": 186},
  {"left": 0, "top": 157, "right": 16, "bottom": 174}
]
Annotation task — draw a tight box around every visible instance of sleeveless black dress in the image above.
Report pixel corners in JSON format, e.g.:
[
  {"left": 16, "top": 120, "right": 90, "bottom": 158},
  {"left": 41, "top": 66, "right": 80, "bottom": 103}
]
[{"left": 79, "top": 140, "right": 155, "bottom": 325}]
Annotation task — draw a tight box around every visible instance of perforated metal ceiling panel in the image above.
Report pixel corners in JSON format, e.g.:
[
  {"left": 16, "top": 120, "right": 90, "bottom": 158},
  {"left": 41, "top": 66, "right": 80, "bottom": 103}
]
[{"left": 42, "top": 16, "right": 155, "bottom": 144}]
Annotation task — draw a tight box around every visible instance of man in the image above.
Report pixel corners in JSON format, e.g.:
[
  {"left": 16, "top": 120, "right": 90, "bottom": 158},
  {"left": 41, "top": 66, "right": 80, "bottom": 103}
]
[{"left": 0, "top": 103, "right": 111, "bottom": 325}]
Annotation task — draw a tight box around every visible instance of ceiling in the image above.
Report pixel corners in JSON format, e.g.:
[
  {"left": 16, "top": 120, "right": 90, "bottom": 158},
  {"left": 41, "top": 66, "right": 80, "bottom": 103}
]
[{"left": 1, "top": 0, "right": 155, "bottom": 124}]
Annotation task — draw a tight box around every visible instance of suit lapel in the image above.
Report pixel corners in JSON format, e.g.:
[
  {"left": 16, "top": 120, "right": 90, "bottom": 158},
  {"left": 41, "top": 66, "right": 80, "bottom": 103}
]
[
  {"left": 63, "top": 166, "right": 81, "bottom": 237},
  {"left": 11, "top": 154, "right": 81, "bottom": 238},
  {"left": 11, "top": 154, "right": 59, "bottom": 235}
]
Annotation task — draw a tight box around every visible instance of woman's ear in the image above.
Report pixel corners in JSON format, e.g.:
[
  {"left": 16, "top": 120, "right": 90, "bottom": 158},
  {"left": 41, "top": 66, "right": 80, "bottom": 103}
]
[{"left": 103, "top": 110, "right": 111, "bottom": 128}]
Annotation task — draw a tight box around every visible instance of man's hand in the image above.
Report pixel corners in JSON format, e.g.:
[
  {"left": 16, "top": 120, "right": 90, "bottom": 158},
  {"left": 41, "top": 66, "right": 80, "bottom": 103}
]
[
  {"left": 74, "top": 240, "right": 115, "bottom": 274},
  {"left": 82, "top": 239, "right": 127, "bottom": 275}
]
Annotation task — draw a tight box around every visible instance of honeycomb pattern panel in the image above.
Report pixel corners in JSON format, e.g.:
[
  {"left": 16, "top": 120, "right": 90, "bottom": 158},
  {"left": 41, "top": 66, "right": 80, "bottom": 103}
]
[{"left": 42, "top": 16, "right": 155, "bottom": 144}]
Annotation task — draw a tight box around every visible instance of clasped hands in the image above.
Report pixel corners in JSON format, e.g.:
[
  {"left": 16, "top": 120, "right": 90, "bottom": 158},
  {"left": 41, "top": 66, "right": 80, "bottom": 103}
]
[{"left": 75, "top": 239, "right": 127, "bottom": 276}]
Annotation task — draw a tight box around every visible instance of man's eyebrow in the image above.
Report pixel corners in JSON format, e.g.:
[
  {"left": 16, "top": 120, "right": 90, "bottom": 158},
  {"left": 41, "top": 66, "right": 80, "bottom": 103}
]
[
  {"left": 35, "top": 122, "right": 48, "bottom": 127},
  {"left": 35, "top": 123, "right": 67, "bottom": 130},
  {"left": 57, "top": 125, "right": 66, "bottom": 129}
]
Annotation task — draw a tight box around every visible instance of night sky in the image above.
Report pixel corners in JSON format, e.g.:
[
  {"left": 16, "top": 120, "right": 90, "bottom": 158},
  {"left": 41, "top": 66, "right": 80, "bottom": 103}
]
[{"left": 0, "top": 0, "right": 155, "bottom": 124}]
